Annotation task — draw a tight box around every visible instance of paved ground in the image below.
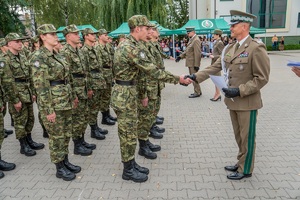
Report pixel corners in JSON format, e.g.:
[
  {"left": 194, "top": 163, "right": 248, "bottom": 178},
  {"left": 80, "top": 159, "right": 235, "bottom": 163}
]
[{"left": 1, "top": 50, "right": 300, "bottom": 200}]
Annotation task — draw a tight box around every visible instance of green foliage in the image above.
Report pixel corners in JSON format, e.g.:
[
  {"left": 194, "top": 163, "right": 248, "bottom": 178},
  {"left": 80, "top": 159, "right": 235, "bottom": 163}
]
[
  {"left": 0, "top": 0, "right": 28, "bottom": 37},
  {"left": 267, "top": 44, "right": 300, "bottom": 51}
]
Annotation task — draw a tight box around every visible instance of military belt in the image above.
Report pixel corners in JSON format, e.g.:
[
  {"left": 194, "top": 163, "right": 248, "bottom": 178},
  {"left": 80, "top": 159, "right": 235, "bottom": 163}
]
[
  {"left": 103, "top": 65, "right": 111, "bottom": 69},
  {"left": 115, "top": 80, "right": 136, "bottom": 86},
  {"left": 50, "top": 80, "right": 68, "bottom": 86},
  {"left": 15, "top": 78, "right": 28, "bottom": 83},
  {"left": 90, "top": 69, "right": 100, "bottom": 73},
  {"left": 72, "top": 73, "right": 86, "bottom": 78}
]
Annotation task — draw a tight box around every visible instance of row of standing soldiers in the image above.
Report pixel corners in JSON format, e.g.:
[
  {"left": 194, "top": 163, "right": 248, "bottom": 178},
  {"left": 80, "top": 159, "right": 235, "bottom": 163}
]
[{"left": 0, "top": 22, "right": 169, "bottom": 181}]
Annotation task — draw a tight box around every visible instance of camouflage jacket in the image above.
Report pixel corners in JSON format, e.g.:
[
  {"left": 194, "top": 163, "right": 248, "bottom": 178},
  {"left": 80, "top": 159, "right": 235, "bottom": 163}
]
[
  {"left": 30, "top": 46, "right": 73, "bottom": 115},
  {"left": 157, "top": 42, "right": 170, "bottom": 60},
  {"left": 95, "top": 43, "right": 113, "bottom": 85},
  {"left": 2, "top": 50, "right": 35, "bottom": 104},
  {"left": 113, "top": 35, "right": 179, "bottom": 95},
  {"left": 0, "top": 56, "right": 15, "bottom": 107},
  {"left": 81, "top": 44, "right": 106, "bottom": 90},
  {"left": 61, "top": 43, "right": 88, "bottom": 100}
]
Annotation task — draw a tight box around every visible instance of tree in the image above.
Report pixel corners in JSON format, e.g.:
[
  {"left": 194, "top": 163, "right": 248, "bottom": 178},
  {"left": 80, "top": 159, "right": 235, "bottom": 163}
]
[
  {"left": 0, "top": 0, "right": 28, "bottom": 37},
  {"left": 166, "top": 0, "right": 189, "bottom": 29}
]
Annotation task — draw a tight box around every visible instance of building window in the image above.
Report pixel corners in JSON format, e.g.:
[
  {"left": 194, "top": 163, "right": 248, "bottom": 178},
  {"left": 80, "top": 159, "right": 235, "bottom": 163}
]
[
  {"left": 298, "top": 13, "right": 300, "bottom": 27},
  {"left": 220, "top": 0, "right": 234, "bottom": 1},
  {"left": 247, "top": 0, "right": 287, "bottom": 28}
]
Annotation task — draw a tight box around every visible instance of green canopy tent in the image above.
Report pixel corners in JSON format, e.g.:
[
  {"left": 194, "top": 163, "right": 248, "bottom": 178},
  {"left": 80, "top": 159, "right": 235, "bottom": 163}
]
[{"left": 56, "top": 24, "right": 98, "bottom": 41}]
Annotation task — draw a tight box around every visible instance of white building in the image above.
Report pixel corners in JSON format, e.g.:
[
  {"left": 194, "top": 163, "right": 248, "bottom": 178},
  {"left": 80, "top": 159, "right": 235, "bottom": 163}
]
[{"left": 189, "top": 0, "right": 300, "bottom": 37}]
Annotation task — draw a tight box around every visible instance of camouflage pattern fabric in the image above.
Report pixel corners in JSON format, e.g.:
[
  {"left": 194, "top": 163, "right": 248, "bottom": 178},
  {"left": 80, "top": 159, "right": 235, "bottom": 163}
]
[
  {"left": 61, "top": 43, "right": 88, "bottom": 138},
  {"left": 112, "top": 35, "right": 179, "bottom": 162},
  {"left": 30, "top": 46, "right": 73, "bottom": 163},
  {"left": 0, "top": 112, "right": 3, "bottom": 152}
]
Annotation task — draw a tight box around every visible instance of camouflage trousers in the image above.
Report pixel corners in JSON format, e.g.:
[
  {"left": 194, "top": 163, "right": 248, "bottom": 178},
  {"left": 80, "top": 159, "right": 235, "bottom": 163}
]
[
  {"left": 9, "top": 102, "right": 34, "bottom": 139},
  {"left": 153, "top": 95, "right": 162, "bottom": 125},
  {"left": 0, "top": 112, "right": 4, "bottom": 153},
  {"left": 99, "top": 85, "right": 112, "bottom": 112},
  {"left": 41, "top": 109, "right": 72, "bottom": 163},
  {"left": 111, "top": 84, "right": 137, "bottom": 162},
  {"left": 72, "top": 99, "right": 88, "bottom": 139},
  {"left": 137, "top": 98, "right": 157, "bottom": 140},
  {"left": 88, "top": 89, "right": 101, "bottom": 125}
]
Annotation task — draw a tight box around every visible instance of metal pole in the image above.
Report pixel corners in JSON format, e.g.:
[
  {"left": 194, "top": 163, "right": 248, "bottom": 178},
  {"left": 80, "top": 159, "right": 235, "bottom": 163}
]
[
  {"left": 214, "top": 0, "right": 216, "bottom": 18},
  {"left": 30, "top": 4, "right": 36, "bottom": 36}
]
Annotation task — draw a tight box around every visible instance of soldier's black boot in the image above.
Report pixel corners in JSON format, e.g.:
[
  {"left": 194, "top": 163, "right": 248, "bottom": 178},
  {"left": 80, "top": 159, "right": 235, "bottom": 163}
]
[
  {"left": 101, "top": 111, "right": 116, "bottom": 125},
  {"left": 0, "top": 154, "right": 16, "bottom": 171},
  {"left": 0, "top": 171, "right": 4, "bottom": 179},
  {"left": 26, "top": 133, "right": 45, "bottom": 150},
  {"left": 81, "top": 134, "right": 96, "bottom": 150},
  {"left": 90, "top": 124, "right": 106, "bottom": 140},
  {"left": 149, "top": 125, "right": 163, "bottom": 139},
  {"left": 55, "top": 161, "right": 76, "bottom": 181},
  {"left": 122, "top": 159, "right": 148, "bottom": 183},
  {"left": 11, "top": 117, "right": 14, "bottom": 127},
  {"left": 63, "top": 155, "right": 81, "bottom": 173},
  {"left": 4, "top": 129, "right": 13, "bottom": 135},
  {"left": 4, "top": 132, "right": 7, "bottom": 138},
  {"left": 133, "top": 159, "right": 149, "bottom": 174},
  {"left": 107, "top": 109, "right": 117, "bottom": 121},
  {"left": 73, "top": 138, "right": 92, "bottom": 156},
  {"left": 146, "top": 139, "right": 161, "bottom": 152},
  {"left": 156, "top": 116, "right": 164, "bottom": 121},
  {"left": 95, "top": 122, "right": 108, "bottom": 135},
  {"left": 19, "top": 137, "right": 36, "bottom": 156},
  {"left": 42, "top": 124, "right": 49, "bottom": 138},
  {"left": 153, "top": 125, "right": 165, "bottom": 133},
  {"left": 155, "top": 118, "right": 163, "bottom": 125},
  {"left": 138, "top": 139, "right": 157, "bottom": 159}
]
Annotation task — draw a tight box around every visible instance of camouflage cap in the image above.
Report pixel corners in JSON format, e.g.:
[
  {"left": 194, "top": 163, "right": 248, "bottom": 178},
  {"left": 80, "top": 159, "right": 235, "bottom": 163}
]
[
  {"left": 37, "top": 24, "right": 59, "bottom": 35},
  {"left": 213, "top": 29, "right": 223, "bottom": 35},
  {"left": 5, "top": 33, "right": 24, "bottom": 42},
  {"left": 229, "top": 10, "right": 257, "bottom": 25},
  {"left": 63, "top": 24, "right": 80, "bottom": 36},
  {"left": 82, "top": 28, "right": 98, "bottom": 36},
  {"left": 98, "top": 29, "right": 109, "bottom": 35},
  {"left": 128, "top": 15, "right": 154, "bottom": 29},
  {"left": 0, "top": 38, "right": 7, "bottom": 47},
  {"left": 31, "top": 35, "right": 39, "bottom": 43},
  {"left": 118, "top": 34, "right": 126, "bottom": 39}
]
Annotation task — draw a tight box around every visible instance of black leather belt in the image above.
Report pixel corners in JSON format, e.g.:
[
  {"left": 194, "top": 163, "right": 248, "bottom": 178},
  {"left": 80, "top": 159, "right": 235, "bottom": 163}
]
[
  {"left": 103, "top": 65, "right": 111, "bottom": 69},
  {"left": 50, "top": 80, "right": 68, "bottom": 86},
  {"left": 72, "top": 73, "right": 86, "bottom": 78},
  {"left": 15, "top": 78, "right": 28, "bottom": 83},
  {"left": 115, "top": 80, "right": 136, "bottom": 86},
  {"left": 90, "top": 69, "right": 100, "bottom": 73}
]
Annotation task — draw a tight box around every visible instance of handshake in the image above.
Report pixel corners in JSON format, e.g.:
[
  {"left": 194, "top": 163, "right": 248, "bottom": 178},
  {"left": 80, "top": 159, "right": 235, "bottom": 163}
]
[{"left": 179, "top": 74, "right": 197, "bottom": 86}]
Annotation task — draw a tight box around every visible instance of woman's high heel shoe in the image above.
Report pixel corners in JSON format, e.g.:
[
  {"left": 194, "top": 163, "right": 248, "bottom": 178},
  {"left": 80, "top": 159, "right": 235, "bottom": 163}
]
[{"left": 210, "top": 96, "right": 221, "bottom": 102}]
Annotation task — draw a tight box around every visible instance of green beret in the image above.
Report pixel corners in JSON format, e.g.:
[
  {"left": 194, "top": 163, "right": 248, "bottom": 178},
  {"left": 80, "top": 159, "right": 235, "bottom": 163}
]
[
  {"left": 5, "top": 33, "right": 24, "bottom": 42},
  {"left": 128, "top": 15, "right": 154, "bottom": 29},
  {"left": 37, "top": 24, "right": 59, "bottom": 35},
  {"left": 0, "top": 38, "right": 7, "bottom": 47},
  {"left": 185, "top": 27, "right": 195, "bottom": 32},
  {"left": 229, "top": 10, "right": 257, "bottom": 25},
  {"left": 213, "top": 29, "right": 223, "bottom": 35},
  {"left": 63, "top": 24, "right": 79, "bottom": 36},
  {"left": 82, "top": 28, "right": 98, "bottom": 36}
]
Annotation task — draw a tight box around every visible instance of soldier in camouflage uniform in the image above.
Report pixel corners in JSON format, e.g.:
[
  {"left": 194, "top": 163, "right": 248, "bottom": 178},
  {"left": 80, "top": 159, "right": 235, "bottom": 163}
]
[
  {"left": 61, "top": 25, "right": 93, "bottom": 156},
  {"left": 2, "top": 33, "right": 44, "bottom": 157},
  {"left": 112, "top": 15, "right": 193, "bottom": 182},
  {"left": 96, "top": 29, "right": 116, "bottom": 126},
  {"left": 118, "top": 34, "right": 126, "bottom": 45},
  {"left": 31, "top": 24, "right": 81, "bottom": 181},
  {"left": 0, "top": 38, "right": 14, "bottom": 138},
  {"left": 81, "top": 28, "right": 107, "bottom": 140},
  {"left": 0, "top": 39, "right": 16, "bottom": 179}
]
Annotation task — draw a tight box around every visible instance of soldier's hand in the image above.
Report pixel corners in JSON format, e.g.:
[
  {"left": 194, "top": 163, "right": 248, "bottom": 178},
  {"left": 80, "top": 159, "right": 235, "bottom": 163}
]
[
  {"left": 0, "top": 106, "right": 4, "bottom": 112},
  {"left": 175, "top": 56, "right": 181, "bottom": 62},
  {"left": 32, "top": 95, "right": 36, "bottom": 102},
  {"left": 73, "top": 97, "right": 79, "bottom": 108},
  {"left": 47, "top": 112, "right": 56, "bottom": 123},
  {"left": 292, "top": 67, "right": 300, "bottom": 77},
  {"left": 184, "top": 74, "right": 197, "bottom": 81},
  {"left": 141, "top": 97, "right": 148, "bottom": 107},
  {"left": 14, "top": 101, "right": 22, "bottom": 112},
  {"left": 179, "top": 75, "right": 193, "bottom": 85},
  {"left": 88, "top": 90, "right": 94, "bottom": 99},
  {"left": 222, "top": 88, "right": 240, "bottom": 98},
  {"left": 169, "top": 56, "right": 175, "bottom": 60}
]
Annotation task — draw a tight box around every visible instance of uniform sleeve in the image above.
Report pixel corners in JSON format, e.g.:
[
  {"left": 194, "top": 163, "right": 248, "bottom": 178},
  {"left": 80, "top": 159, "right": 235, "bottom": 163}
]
[
  {"left": 214, "top": 42, "right": 225, "bottom": 60},
  {"left": 194, "top": 40, "right": 202, "bottom": 67},
  {"left": 31, "top": 59, "right": 54, "bottom": 115},
  {"left": 195, "top": 58, "right": 223, "bottom": 83},
  {"left": 2, "top": 59, "right": 20, "bottom": 104},
  {"left": 239, "top": 44, "right": 270, "bottom": 97},
  {"left": 137, "top": 71, "right": 148, "bottom": 99},
  {"left": 61, "top": 50, "right": 77, "bottom": 100}
]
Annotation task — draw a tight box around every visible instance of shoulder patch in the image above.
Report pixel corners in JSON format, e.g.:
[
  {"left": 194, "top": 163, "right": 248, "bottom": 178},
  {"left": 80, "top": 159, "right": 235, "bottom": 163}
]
[
  {"left": 139, "top": 50, "right": 146, "bottom": 59},
  {"left": 34, "top": 60, "right": 40, "bottom": 68},
  {"left": 0, "top": 61, "right": 5, "bottom": 68}
]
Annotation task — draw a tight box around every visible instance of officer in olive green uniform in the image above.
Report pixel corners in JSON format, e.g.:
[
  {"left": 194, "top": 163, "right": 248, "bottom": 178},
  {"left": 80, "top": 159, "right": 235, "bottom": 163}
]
[
  {"left": 31, "top": 24, "right": 81, "bottom": 181},
  {"left": 0, "top": 40, "right": 16, "bottom": 179},
  {"left": 61, "top": 25, "right": 93, "bottom": 156},
  {"left": 187, "top": 10, "right": 270, "bottom": 180},
  {"left": 96, "top": 29, "right": 116, "bottom": 126},
  {"left": 3, "top": 33, "right": 44, "bottom": 157},
  {"left": 112, "top": 15, "right": 193, "bottom": 183},
  {"left": 209, "top": 29, "right": 225, "bottom": 101},
  {"left": 81, "top": 28, "right": 107, "bottom": 140}
]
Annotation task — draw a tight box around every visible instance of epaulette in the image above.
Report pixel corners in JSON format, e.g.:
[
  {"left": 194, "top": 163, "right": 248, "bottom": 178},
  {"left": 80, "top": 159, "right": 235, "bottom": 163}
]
[{"left": 253, "top": 39, "right": 263, "bottom": 44}]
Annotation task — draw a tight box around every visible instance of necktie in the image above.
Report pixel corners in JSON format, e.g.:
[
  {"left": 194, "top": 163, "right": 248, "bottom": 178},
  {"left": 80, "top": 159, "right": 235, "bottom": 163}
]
[{"left": 234, "top": 43, "right": 240, "bottom": 53}]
